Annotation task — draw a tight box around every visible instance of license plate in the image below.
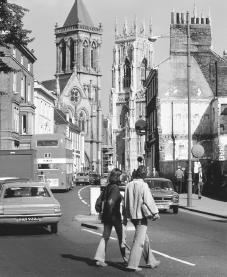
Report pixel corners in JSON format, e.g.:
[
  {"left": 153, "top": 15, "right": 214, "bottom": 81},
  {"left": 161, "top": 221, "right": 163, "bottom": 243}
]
[{"left": 17, "top": 217, "right": 41, "bottom": 222}]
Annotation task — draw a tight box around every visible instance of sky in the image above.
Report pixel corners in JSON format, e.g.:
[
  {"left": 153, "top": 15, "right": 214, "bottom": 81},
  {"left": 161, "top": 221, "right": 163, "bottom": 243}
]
[{"left": 10, "top": 0, "right": 227, "bottom": 115}]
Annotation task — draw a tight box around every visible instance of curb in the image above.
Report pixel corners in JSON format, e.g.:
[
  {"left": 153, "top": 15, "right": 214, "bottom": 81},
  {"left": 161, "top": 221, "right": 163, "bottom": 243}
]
[{"left": 179, "top": 206, "right": 227, "bottom": 219}]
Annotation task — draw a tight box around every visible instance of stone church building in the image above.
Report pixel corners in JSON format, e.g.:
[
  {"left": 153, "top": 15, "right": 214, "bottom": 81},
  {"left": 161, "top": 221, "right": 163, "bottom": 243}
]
[
  {"left": 42, "top": 0, "right": 103, "bottom": 173},
  {"left": 110, "top": 18, "right": 154, "bottom": 174}
]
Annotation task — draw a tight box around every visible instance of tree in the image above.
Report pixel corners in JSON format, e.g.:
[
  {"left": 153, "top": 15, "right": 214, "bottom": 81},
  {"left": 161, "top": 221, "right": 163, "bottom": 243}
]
[{"left": 0, "top": 0, "right": 33, "bottom": 73}]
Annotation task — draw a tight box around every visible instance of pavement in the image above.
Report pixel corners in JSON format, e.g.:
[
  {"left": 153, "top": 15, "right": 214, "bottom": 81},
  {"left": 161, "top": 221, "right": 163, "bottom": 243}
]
[{"left": 75, "top": 193, "right": 227, "bottom": 230}]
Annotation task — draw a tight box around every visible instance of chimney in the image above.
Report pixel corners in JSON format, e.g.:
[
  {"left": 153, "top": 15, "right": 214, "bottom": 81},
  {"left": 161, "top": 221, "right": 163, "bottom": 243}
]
[
  {"left": 176, "top": 13, "right": 180, "bottom": 24},
  {"left": 181, "top": 13, "right": 185, "bottom": 24},
  {"left": 171, "top": 11, "right": 175, "bottom": 24}
]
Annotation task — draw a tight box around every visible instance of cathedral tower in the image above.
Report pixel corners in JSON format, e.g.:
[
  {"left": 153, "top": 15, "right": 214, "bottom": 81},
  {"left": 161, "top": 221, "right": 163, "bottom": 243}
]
[
  {"left": 53, "top": 0, "right": 103, "bottom": 173},
  {"left": 110, "top": 17, "right": 154, "bottom": 173}
]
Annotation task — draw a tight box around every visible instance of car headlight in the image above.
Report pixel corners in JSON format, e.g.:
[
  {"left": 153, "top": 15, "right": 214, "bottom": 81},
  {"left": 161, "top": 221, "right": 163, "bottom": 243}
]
[
  {"left": 172, "top": 194, "right": 179, "bottom": 203},
  {"left": 54, "top": 206, "right": 61, "bottom": 213}
]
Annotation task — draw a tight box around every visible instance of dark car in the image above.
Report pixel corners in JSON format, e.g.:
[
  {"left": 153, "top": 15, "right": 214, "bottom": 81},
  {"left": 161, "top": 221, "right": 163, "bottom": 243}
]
[
  {"left": 144, "top": 177, "right": 179, "bottom": 214},
  {"left": 89, "top": 173, "right": 100, "bottom": 186}
]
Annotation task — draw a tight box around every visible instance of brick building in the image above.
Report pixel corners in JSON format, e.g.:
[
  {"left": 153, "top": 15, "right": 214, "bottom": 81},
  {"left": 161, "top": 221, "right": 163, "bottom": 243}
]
[
  {"left": 0, "top": 44, "right": 36, "bottom": 150},
  {"left": 145, "top": 9, "right": 227, "bottom": 183}
]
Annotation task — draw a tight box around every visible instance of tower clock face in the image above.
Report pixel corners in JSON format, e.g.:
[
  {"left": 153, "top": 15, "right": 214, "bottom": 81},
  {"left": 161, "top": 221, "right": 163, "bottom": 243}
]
[{"left": 70, "top": 87, "right": 81, "bottom": 104}]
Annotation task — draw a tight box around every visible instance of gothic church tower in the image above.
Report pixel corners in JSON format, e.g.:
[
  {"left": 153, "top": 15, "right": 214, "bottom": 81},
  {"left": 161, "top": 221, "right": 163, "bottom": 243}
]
[
  {"left": 110, "top": 18, "right": 154, "bottom": 173},
  {"left": 54, "top": 0, "right": 103, "bottom": 173}
]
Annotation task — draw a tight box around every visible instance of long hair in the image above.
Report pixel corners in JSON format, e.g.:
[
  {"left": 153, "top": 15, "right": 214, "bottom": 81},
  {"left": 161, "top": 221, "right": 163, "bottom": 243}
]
[
  {"left": 135, "top": 165, "right": 147, "bottom": 179},
  {"left": 108, "top": 168, "right": 122, "bottom": 185}
]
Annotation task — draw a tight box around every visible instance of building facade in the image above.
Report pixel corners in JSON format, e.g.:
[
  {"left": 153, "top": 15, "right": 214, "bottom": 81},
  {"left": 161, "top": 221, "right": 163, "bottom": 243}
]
[
  {"left": 0, "top": 44, "right": 36, "bottom": 150},
  {"left": 42, "top": 0, "right": 103, "bottom": 173},
  {"left": 145, "top": 10, "right": 227, "bottom": 179},
  {"left": 110, "top": 18, "right": 154, "bottom": 173},
  {"left": 34, "top": 81, "right": 56, "bottom": 134}
]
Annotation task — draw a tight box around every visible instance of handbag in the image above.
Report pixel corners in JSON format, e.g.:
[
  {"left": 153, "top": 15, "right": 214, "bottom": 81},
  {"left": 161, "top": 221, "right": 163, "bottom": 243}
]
[
  {"left": 95, "top": 190, "right": 104, "bottom": 213},
  {"left": 141, "top": 203, "right": 153, "bottom": 218}
]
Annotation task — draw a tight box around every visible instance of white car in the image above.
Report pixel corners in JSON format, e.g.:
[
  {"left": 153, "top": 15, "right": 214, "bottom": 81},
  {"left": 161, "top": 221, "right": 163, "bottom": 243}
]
[{"left": 0, "top": 180, "right": 62, "bottom": 233}]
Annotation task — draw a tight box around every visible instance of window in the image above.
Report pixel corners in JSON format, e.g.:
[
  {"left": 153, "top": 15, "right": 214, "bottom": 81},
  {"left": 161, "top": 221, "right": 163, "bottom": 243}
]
[
  {"left": 28, "top": 62, "right": 31, "bottom": 72},
  {"left": 91, "top": 42, "right": 96, "bottom": 69},
  {"left": 91, "top": 49, "right": 94, "bottom": 69},
  {"left": 79, "top": 110, "right": 86, "bottom": 132},
  {"left": 13, "top": 106, "right": 19, "bottom": 133},
  {"left": 71, "top": 87, "right": 80, "bottom": 103},
  {"left": 21, "top": 114, "right": 27, "bottom": 134},
  {"left": 70, "top": 39, "right": 74, "bottom": 70},
  {"left": 21, "top": 75, "right": 26, "bottom": 99},
  {"left": 61, "top": 40, "right": 66, "bottom": 71},
  {"left": 13, "top": 72, "right": 17, "bottom": 92},
  {"left": 82, "top": 41, "right": 88, "bottom": 68},
  {"left": 123, "top": 58, "right": 131, "bottom": 88},
  {"left": 141, "top": 58, "right": 147, "bottom": 85},
  {"left": 21, "top": 55, "right": 24, "bottom": 65},
  {"left": 27, "top": 83, "right": 31, "bottom": 102},
  {"left": 37, "top": 140, "right": 58, "bottom": 147},
  {"left": 4, "top": 186, "right": 50, "bottom": 198},
  {"left": 12, "top": 47, "right": 16, "bottom": 58}
]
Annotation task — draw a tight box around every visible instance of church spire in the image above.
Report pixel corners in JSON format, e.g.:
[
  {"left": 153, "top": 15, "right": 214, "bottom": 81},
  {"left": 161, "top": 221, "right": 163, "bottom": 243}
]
[{"left": 63, "top": 0, "right": 94, "bottom": 27}]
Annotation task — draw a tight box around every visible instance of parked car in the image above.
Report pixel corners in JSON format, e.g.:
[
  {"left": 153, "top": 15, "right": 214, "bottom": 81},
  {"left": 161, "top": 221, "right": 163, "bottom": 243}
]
[
  {"left": 89, "top": 172, "right": 100, "bottom": 186},
  {"left": 144, "top": 177, "right": 179, "bottom": 214},
  {"left": 0, "top": 181, "right": 62, "bottom": 233},
  {"left": 74, "top": 172, "right": 89, "bottom": 186}
]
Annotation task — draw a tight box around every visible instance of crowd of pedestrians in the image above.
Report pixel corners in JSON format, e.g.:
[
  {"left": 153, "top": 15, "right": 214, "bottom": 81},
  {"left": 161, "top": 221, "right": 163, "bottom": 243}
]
[{"left": 94, "top": 165, "right": 160, "bottom": 272}]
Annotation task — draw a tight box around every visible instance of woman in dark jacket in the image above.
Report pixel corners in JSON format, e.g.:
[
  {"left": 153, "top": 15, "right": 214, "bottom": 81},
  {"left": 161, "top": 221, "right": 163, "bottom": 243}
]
[{"left": 94, "top": 168, "right": 127, "bottom": 267}]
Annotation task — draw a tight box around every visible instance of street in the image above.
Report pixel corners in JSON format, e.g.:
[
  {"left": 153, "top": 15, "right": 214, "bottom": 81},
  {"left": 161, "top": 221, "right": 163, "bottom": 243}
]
[{"left": 0, "top": 186, "right": 226, "bottom": 277}]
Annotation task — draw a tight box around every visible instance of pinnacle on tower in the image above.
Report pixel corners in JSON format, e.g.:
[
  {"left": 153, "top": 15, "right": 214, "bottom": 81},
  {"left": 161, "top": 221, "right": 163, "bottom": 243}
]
[
  {"left": 149, "top": 17, "right": 153, "bottom": 36},
  {"left": 123, "top": 18, "right": 128, "bottom": 35}
]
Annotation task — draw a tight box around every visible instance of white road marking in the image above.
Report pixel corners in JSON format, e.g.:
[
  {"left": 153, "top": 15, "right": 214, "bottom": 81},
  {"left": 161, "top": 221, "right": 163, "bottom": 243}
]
[
  {"left": 78, "top": 186, "right": 91, "bottom": 206},
  {"left": 82, "top": 228, "right": 196, "bottom": 267},
  {"left": 82, "top": 228, "right": 117, "bottom": 240}
]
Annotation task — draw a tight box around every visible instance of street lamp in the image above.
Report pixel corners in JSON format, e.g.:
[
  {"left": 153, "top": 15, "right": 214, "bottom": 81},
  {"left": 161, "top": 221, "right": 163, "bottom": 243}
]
[{"left": 186, "top": 11, "right": 193, "bottom": 207}]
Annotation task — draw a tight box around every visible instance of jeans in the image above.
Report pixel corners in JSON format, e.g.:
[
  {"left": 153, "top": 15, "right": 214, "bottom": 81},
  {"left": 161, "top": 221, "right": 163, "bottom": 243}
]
[
  {"left": 94, "top": 220, "right": 127, "bottom": 262},
  {"left": 198, "top": 181, "right": 203, "bottom": 198},
  {"left": 127, "top": 218, "right": 158, "bottom": 269}
]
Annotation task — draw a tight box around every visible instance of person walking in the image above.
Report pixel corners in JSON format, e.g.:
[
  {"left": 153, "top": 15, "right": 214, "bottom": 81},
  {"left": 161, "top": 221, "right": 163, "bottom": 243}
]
[
  {"left": 193, "top": 160, "right": 201, "bottom": 193},
  {"left": 123, "top": 165, "right": 160, "bottom": 272},
  {"left": 94, "top": 168, "right": 128, "bottom": 267},
  {"left": 175, "top": 166, "right": 184, "bottom": 193},
  {"left": 198, "top": 167, "right": 203, "bottom": 199}
]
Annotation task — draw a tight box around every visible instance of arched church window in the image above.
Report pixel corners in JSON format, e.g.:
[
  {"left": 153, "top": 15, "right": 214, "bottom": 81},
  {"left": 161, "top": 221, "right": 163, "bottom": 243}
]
[
  {"left": 82, "top": 40, "right": 88, "bottom": 68},
  {"left": 61, "top": 40, "right": 66, "bottom": 71},
  {"left": 70, "top": 39, "right": 75, "bottom": 70},
  {"left": 79, "top": 110, "right": 86, "bottom": 133},
  {"left": 141, "top": 58, "right": 147, "bottom": 85},
  {"left": 71, "top": 87, "right": 81, "bottom": 104},
  {"left": 91, "top": 49, "right": 94, "bottom": 69},
  {"left": 123, "top": 58, "right": 131, "bottom": 88}
]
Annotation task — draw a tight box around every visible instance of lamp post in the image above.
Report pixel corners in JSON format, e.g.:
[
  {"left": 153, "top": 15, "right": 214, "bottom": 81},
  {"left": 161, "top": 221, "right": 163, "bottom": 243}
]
[{"left": 186, "top": 11, "right": 192, "bottom": 207}]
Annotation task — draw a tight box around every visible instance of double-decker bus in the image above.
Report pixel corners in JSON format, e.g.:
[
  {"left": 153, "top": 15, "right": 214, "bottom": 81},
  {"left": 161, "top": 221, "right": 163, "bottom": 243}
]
[{"left": 33, "top": 134, "right": 73, "bottom": 191}]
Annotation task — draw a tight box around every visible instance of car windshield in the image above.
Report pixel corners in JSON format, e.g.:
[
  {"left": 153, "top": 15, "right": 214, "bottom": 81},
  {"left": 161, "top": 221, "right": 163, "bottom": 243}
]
[
  {"left": 145, "top": 179, "right": 174, "bottom": 190},
  {"left": 4, "top": 186, "right": 50, "bottom": 198}
]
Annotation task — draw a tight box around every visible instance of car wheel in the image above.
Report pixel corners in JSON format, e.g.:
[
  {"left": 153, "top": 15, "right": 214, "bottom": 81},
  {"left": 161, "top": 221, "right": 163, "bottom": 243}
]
[
  {"left": 50, "top": 223, "right": 58, "bottom": 234},
  {"left": 173, "top": 206, "right": 179, "bottom": 214}
]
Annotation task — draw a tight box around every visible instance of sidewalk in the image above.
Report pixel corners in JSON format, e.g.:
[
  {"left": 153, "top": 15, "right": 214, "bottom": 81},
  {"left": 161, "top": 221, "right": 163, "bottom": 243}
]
[
  {"left": 75, "top": 194, "right": 227, "bottom": 230},
  {"left": 179, "top": 193, "right": 227, "bottom": 219}
]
